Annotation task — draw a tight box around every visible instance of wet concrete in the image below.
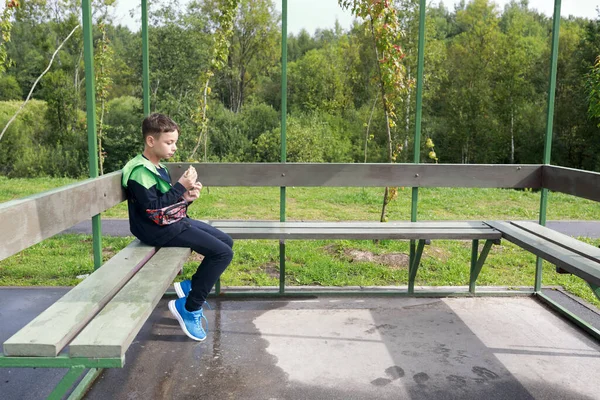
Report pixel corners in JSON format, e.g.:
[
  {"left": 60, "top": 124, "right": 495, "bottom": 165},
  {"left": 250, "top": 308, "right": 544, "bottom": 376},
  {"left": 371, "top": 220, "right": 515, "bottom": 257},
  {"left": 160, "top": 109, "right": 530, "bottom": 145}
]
[{"left": 2, "top": 289, "right": 600, "bottom": 400}]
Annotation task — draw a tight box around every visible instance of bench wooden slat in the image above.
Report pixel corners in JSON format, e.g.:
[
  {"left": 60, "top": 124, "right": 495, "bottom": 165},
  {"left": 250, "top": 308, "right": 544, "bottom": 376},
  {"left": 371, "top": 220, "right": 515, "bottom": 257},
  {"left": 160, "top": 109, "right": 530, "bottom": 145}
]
[
  {"left": 216, "top": 227, "right": 501, "bottom": 240},
  {"left": 69, "top": 247, "right": 191, "bottom": 359},
  {"left": 2, "top": 240, "right": 156, "bottom": 357},
  {"left": 510, "top": 221, "right": 600, "bottom": 264},
  {"left": 485, "top": 221, "right": 600, "bottom": 287},
  {"left": 0, "top": 171, "right": 125, "bottom": 262},
  {"left": 210, "top": 221, "right": 489, "bottom": 229}
]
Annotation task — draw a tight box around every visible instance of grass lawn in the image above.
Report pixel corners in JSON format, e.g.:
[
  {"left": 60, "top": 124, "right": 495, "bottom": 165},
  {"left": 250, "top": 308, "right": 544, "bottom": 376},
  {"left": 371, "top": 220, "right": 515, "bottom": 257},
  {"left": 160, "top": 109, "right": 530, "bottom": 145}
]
[{"left": 1, "top": 177, "right": 599, "bottom": 308}]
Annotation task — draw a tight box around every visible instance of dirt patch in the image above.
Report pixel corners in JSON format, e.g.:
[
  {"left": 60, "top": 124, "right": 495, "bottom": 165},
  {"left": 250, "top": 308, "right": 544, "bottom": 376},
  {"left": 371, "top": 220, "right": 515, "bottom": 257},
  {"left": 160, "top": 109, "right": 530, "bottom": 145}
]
[
  {"left": 325, "top": 245, "right": 409, "bottom": 270},
  {"left": 261, "top": 262, "right": 280, "bottom": 278},
  {"left": 424, "top": 246, "right": 451, "bottom": 262},
  {"left": 102, "top": 246, "right": 117, "bottom": 259}
]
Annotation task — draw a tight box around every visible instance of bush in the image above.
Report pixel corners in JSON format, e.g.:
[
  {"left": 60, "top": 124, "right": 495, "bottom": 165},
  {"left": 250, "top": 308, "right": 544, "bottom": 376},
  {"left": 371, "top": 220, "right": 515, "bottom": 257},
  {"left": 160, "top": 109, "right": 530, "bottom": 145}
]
[
  {"left": 0, "top": 75, "right": 22, "bottom": 101},
  {"left": 254, "top": 112, "right": 353, "bottom": 162},
  {"left": 102, "top": 96, "right": 144, "bottom": 172},
  {"left": 0, "top": 100, "right": 49, "bottom": 176}
]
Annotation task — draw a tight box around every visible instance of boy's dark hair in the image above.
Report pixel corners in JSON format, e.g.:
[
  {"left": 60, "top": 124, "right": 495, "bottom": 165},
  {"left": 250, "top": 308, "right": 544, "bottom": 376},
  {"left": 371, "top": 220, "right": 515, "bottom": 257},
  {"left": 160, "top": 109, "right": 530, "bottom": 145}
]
[{"left": 142, "top": 113, "right": 179, "bottom": 141}]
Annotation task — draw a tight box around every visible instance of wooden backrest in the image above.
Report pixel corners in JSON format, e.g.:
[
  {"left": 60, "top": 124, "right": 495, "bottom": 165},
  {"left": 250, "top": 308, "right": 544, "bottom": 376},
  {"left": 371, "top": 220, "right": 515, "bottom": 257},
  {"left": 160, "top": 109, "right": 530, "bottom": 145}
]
[
  {"left": 0, "top": 171, "right": 125, "bottom": 261},
  {"left": 0, "top": 163, "right": 548, "bottom": 262},
  {"left": 542, "top": 165, "right": 600, "bottom": 202},
  {"left": 166, "top": 163, "right": 543, "bottom": 188}
]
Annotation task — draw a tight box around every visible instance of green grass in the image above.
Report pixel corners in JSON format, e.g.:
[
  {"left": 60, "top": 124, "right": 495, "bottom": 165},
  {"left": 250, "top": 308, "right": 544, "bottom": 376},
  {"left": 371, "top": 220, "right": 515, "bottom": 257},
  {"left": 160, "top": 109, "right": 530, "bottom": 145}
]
[
  {"left": 1, "top": 177, "right": 599, "bottom": 308},
  {"left": 2, "top": 234, "right": 598, "bottom": 308}
]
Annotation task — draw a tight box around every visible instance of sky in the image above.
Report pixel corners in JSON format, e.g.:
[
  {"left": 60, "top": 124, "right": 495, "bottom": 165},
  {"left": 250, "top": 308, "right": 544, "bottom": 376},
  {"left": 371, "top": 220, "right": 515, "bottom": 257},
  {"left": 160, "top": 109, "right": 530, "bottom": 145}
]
[{"left": 112, "top": 0, "right": 600, "bottom": 34}]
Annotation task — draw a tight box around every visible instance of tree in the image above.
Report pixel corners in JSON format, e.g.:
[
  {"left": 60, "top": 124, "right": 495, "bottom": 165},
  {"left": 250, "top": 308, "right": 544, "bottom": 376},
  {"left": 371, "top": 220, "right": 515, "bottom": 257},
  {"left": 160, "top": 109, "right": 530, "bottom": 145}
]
[
  {"left": 495, "top": 1, "right": 545, "bottom": 163},
  {"left": 206, "top": 0, "right": 280, "bottom": 113},
  {"left": 438, "top": 0, "right": 503, "bottom": 163},
  {"left": 339, "top": 0, "right": 411, "bottom": 222}
]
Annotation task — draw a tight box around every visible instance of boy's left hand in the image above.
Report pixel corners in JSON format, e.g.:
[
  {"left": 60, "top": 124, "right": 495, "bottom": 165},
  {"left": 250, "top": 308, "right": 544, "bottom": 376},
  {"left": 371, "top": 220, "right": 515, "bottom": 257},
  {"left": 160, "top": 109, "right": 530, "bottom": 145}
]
[{"left": 182, "top": 181, "right": 202, "bottom": 202}]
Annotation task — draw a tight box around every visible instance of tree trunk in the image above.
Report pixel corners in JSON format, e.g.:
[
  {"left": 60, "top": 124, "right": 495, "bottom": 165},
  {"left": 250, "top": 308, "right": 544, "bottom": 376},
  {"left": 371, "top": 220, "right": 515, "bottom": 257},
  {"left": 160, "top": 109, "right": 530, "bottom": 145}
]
[
  {"left": 364, "top": 96, "right": 378, "bottom": 163},
  {"left": 405, "top": 65, "right": 411, "bottom": 162},
  {"left": 510, "top": 100, "right": 515, "bottom": 163}
]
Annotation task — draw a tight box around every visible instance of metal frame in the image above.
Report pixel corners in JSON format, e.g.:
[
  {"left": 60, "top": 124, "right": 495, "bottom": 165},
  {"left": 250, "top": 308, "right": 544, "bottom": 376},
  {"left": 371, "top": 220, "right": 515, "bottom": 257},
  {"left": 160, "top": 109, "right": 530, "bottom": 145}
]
[{"left": 4, "top": 0, "right": 597, "bottom": 398}]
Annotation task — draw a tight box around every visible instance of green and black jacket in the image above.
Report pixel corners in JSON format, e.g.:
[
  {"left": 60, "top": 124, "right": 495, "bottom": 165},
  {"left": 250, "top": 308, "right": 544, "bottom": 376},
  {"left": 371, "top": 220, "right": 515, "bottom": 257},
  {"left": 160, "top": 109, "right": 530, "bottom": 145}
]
[{"left": 121, "top": 154, "right": 190, "bottom": 246}]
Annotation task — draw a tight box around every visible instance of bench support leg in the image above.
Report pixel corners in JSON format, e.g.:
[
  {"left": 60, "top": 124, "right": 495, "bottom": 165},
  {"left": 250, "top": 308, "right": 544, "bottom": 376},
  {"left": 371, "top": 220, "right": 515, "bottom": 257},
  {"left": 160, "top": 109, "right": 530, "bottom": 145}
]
[
  {"left": 279, "top": 240, "right": 286, "bottom": 294},
  {"left": 47, "top": 366, "right": 85, "bottom": 400},
  {"left": 67, "top": 367, "right": 103, "bottom": 400},
  {"left": 589, "top": 283, "right": 600, "bottom": 302},
  {"left": 47, "top": 366, "right": 103, "bottom": 400},
  {"left": 408, "top": 240, "right": 426, "bottom": 294},
  {"left": 469, "top": 240, "right": 494, "bottom": 294}
]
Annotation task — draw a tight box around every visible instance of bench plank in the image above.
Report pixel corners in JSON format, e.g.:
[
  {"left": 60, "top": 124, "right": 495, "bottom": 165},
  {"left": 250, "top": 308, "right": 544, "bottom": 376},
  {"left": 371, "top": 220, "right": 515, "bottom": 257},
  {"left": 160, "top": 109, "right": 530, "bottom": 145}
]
[
  {"left": 0, "top": 171, "right": 125, "bottom": 262},
  {"left": 3, "top": 240, "right": 156, "bottom": 357},
  {"left": 216, "top": 227, "right": 501, "bottom": 240},
  {"left": 69, "top": 247, "right": 191, "bottom": 359},
  {"left": 485, "top": 221, "right": 600, "bottom": 287},
  {"left": 210, "top": 221, "right": 490, "bottom": 229},
  {"left": 510, "top": 221, "right": 600, "bottom": 264}
]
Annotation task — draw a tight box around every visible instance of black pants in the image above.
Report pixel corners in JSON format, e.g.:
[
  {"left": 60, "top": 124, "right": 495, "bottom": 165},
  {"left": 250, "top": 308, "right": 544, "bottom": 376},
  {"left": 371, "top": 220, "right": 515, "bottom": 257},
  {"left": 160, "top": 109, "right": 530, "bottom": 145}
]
[{"left": 163, "top": 218, "right": 233, "bottom": 310}]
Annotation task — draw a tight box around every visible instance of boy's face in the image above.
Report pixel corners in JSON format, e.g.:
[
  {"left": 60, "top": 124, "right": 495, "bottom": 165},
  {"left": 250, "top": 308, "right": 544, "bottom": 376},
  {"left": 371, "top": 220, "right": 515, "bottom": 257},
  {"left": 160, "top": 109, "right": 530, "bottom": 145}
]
[{"left": 146, "top": 130, "right": 179, "bottom": 160}]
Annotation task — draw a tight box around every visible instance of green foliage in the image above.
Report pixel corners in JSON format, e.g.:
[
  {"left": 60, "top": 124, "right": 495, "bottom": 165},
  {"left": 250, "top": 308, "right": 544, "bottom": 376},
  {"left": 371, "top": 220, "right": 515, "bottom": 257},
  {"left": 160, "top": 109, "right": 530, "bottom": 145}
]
[
  {"left": 288, "top": 44, "right": 353, "bottom": 114},
  {"left": 0, "top": 74, "right": 22, "bottom": 100},
  {"left": 101, "top": 96, "right": 144, "bottom": 172},
  {"left": 587, "top": 56, "right": 600, "bottom": 125},
  {"left": 0, "top": 0, "right": 19, "bottom": 73},
  {"left": 0, "top": 100, "right": 48, "bottom": 176},
  {"left": 254, "top": 112, "right": 353, "bottom": 162},
  {"left": 0, "top": 0, "right": 599, "bottom": 177}
]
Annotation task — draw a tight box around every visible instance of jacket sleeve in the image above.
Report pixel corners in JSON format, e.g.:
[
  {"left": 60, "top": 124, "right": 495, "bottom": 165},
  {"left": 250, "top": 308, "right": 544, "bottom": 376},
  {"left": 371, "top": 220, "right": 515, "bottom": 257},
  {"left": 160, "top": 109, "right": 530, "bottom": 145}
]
[{"left": 127, "top": 168, "right": 187, "bottom": 213}]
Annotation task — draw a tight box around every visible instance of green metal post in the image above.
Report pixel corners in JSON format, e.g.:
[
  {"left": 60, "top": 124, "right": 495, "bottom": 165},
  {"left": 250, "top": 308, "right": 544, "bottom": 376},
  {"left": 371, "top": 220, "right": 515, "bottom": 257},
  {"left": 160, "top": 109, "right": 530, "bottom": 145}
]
[
  {"left": 410, "top": 0, "right": 427, "bottom": 271},
  {"left": 469, "top": 240, "right": 479, "bottom": 293},
  {"left": 589, "top": 283, "right": 600, "bottom": 302},
  {"left": 47, "top": 366, "right": 86, "bottom": 400},
  {"left": 142, "top": 0, "right": 150, "bottom": 116},
  {"left": 82, "top": 0, "right": 102, "bottom": 270},
  {"left": 536, "top": 0, "right": 561, "bottom": 292},
  {"left": 408, "top": 240, "right": 426, "bottom": 294},
  {"left": 279, "top": 0, "right": 288, "bottom": 295},
  {"left": 67, "top": 368, "right": 103, "bottom": 400}
]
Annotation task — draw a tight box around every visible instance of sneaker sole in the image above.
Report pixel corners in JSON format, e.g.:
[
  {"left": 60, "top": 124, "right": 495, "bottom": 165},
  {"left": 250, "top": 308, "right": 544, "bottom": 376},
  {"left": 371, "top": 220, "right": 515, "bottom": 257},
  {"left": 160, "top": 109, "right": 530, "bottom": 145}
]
[
  {"left": 168, "top": 300, "right": 206, "bottom": 342},
  {"left": 174, "top": 282, "right": 186, "bottom": 298}
]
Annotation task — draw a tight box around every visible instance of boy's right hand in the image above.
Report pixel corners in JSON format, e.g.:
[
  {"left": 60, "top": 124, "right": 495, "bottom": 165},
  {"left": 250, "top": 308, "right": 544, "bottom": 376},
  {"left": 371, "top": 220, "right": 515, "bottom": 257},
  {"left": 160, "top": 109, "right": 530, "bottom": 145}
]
[{"left": 178, "top": 166, "right": 197, "bottom": 190}]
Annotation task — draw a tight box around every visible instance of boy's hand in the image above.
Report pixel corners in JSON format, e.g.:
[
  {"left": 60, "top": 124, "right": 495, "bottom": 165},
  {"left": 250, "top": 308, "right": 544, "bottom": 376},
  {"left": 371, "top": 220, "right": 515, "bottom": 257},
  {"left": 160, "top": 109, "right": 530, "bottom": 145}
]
[
  {"left": 178, "top": 166, "right": 197, "bottom": 189},
  {"left": 182, "top": 181, "right": 202, "bottom": 202}
]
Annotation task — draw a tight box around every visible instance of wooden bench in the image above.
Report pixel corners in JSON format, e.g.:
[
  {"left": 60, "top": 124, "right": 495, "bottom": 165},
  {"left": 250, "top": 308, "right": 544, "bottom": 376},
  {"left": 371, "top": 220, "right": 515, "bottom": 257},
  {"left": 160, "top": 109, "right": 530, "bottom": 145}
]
[
  {"left": 213, "top": 220, "right": 502, "bottom": 293},
  {"left": 0, "top": 172, "right": 191, "bottom": 399},
  {"left": 485, "top": 221, "right": 600, "bottom": 296}
]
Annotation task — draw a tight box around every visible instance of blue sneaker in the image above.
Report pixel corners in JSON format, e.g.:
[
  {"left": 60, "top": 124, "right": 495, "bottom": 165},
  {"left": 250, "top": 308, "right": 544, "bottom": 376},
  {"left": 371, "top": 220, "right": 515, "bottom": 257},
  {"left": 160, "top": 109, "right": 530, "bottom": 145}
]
[
  {"left": 174, "top": 279, "right": 191, "bottom": 298},
  {"left": 168, "top": 297, "right": 208, "bottom": 341}
]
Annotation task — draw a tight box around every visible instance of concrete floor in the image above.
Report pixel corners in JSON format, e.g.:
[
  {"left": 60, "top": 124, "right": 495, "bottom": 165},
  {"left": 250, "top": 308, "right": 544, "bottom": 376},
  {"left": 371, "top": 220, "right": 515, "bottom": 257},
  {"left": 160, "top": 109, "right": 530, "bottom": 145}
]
[{"left": 1, "top": 289, "right": 600, "bottom": 400}]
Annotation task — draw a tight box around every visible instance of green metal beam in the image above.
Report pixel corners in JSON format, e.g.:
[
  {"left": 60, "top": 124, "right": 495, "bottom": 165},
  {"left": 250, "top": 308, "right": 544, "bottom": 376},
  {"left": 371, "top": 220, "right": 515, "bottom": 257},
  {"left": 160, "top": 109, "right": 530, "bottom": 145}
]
[
  {"left": 408, "top": 239, "right": 426, "bottom": 294},
  {"left": 589, "top": 283, "right": 600, "bottom": 302},
  {"left": 536, "top": 0, "right": 561, "bottom": 292},
  {"left": 81, "top": 0, "right": 102, "bottom": 270},
  {"left": 48, "top": 366, "right": 86, "bottom": 400},
  {"left": 0, "top": 353, "right": 123, "bottom": 368},
  {"left": 279, "top": 0, "right": 288, "bottom": 295},
  {"left": 535, "top": 292, "right": 600, "bottom": 342},
  {"left": 410, "top": 0, "right": 427, "bottom": 270},
  {"left": 67, "top": 368, "right": 103, "bottom": 400},
  {"left": 205, "top": 289, "right": 534, "bottom": 298},
  {"left": 142, "top": 0, "right": 150, "bottom": 116},
  {"left": 469, "top": 240, "right": 495, "bottom": 293}
]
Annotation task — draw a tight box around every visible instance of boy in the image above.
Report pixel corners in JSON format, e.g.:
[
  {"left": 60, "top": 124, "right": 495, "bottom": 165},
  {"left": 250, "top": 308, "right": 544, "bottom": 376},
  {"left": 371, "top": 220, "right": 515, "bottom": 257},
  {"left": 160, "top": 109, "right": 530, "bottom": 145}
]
[{"left": 121, "top": 113, "right": 233, "bottom": 341}]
